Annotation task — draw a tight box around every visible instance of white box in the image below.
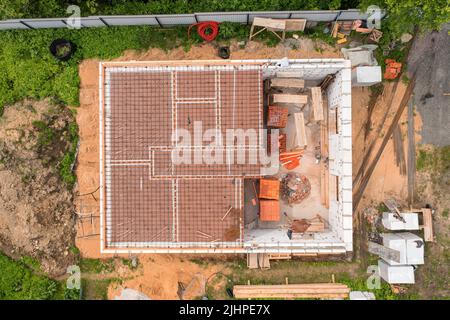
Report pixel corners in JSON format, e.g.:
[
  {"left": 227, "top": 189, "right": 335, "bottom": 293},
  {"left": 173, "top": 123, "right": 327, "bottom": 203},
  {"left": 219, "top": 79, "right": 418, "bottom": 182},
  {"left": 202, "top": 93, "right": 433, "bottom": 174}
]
[
  {"left": 378, "top": 260, "right": 415, "bottom": 284},
  {"left": 381, "top": 233, "right": 424, "bottom": 265},
  {"left": 399, "top": 232, "right": 424, "bottom": 265},
  {"left": 351, "top": 66, "right": 382, "bottom": 87},
  {"left": 349, "top": 291, "right": 376, "bottom": 300},
  {"left": 381, "top": 233, "right": 407, "bottom": 265},
  {"left": 382, "top": 212, "right": 419, "bottom": 230}
]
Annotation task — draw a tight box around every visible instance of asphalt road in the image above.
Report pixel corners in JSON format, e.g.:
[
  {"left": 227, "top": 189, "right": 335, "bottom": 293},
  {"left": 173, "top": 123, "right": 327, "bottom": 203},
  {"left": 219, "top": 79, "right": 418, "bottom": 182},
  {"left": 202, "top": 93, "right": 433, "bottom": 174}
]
[{"left": 408, "top": 23, "right": 450, "bottom": 146}]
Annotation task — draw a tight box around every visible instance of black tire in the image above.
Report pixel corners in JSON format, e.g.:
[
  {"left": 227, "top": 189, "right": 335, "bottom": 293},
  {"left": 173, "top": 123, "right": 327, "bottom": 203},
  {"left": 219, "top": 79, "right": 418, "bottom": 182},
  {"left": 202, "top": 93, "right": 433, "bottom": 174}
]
[
  {"left": 218, "top": 46, "right": 230, "bottom": 59},
  {"left": 50, "top": 39, "right": 75, "bottom": 61}
]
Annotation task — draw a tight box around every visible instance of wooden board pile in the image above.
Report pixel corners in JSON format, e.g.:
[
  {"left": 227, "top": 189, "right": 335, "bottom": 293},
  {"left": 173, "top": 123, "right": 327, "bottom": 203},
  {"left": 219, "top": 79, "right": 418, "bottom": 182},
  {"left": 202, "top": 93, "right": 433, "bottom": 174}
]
[
  {"left": 279, "top": 149, "right": 304, "bottom": 170},
  {"left": 233, "top": 283, "right": 350, "bottom": 299},
  {"left": 332, "top": 19, "right": 383, "bottom": 44},
  {"left": 281, "top": 172, "right": 311, "bottom": 205}
]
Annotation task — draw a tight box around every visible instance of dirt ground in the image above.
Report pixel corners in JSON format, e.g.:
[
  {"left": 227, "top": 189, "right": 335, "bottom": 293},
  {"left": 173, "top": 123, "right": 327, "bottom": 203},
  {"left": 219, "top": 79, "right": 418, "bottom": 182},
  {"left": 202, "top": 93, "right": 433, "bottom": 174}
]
[
  {"left": 0, "top": 100, "right": 77, "bottom": 276},
  {"left": 352, "top": 82, "right": 423, "bottom": 208}
]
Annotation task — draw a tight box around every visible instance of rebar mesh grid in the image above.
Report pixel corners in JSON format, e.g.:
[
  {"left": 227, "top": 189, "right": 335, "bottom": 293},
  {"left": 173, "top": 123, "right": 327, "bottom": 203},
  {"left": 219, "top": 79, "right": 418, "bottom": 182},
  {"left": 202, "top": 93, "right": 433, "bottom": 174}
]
[{"left": 103, "top": 64, "right": 263, "bottom": 249}]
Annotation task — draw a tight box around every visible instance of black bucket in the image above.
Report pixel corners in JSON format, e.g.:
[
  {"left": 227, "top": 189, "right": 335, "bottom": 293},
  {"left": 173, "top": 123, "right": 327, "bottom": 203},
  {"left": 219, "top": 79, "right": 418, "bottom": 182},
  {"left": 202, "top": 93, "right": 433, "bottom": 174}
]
[
  {"left": 50, "top": 39, "right": 75, "bottom": 61},
  {"left": 218, "top": 46, "right": 230, "bottom": 59}
]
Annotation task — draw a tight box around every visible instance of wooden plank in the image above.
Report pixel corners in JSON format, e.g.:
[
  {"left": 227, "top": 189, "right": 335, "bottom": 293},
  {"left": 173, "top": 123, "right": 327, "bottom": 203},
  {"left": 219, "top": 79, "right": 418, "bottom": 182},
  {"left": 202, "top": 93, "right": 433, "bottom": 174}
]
[
  {"left": 247, "top": 253, "right": 258, "bottom": 269},
  {"left": 258, "top": 253, "right": 271, "bottom": 269},
  {"left": 294, "top": 112, "right": 307, "bottom": 147},
  {"left": 268, "top": 253, "right": 292, "bottom": 260},
  {"left": 276, "top": 71, "right": 304, "bottom": 78},
  {"left": 284, "top": 19, "right": 306, "bottom": 31},
  {"left": 422, "top": 208, "right": 434, "bottom": 242},
  {"left": 320, "top": 99, "right": 329, "bottom": 207},
  {"left": 273, "top": 94, "right": 308, "bottom": 104},
  {"left": 270, "top": 78, "right": 305, "bottom": 89},
  {"left": 311, "top": 87, "right": 324, "bottom": 121},
  {"left": 331, "top": 22, "right": 339, "bottom": 38},
  {"left": 253, "top": 17, "right": 286, "bottom": 30}
]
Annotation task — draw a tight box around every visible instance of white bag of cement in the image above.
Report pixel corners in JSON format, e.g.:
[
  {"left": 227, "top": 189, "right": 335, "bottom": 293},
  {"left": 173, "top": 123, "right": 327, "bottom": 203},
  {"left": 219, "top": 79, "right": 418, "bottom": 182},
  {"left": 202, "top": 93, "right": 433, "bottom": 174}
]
[{"left": 341, "top": 45, "right": 379, "bottom": 67}]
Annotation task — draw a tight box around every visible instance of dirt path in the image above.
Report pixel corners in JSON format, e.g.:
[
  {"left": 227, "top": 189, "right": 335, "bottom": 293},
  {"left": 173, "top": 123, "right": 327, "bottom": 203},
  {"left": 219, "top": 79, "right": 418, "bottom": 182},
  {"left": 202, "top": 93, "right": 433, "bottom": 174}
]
[{"left": 408, "top": 23, "right": 450, "bottom": 146}]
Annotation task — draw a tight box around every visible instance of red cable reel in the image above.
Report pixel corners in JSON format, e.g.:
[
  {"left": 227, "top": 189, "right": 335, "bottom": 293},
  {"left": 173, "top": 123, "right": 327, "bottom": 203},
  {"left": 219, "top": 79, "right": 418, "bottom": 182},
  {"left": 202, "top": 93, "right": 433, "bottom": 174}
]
[{"left": 188, "top": 21, "right": 220, "bottom": 41}]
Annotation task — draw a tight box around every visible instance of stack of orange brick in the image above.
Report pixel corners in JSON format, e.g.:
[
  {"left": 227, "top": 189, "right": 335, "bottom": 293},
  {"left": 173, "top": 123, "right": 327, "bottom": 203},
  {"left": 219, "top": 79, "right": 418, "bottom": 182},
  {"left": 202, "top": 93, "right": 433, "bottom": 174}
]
[
  {"left": 259, "top": 178, "right": 280, "bottom": 222},
  {"left": 267, "top": 106, "right": 289, "bottom": 128}
]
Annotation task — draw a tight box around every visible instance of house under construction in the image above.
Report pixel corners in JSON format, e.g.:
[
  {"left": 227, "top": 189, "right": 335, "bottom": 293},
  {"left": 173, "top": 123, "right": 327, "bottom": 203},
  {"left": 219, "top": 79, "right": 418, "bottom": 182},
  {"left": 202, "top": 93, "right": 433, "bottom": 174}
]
[{"left": 99, "top": 58, "right": 352, "bottom": 255}]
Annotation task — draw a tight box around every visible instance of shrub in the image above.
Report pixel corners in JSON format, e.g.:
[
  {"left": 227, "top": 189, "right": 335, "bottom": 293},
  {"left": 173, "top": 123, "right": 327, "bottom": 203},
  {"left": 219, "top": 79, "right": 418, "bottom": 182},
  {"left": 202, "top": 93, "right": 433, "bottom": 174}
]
[{"left": 0, "top": 252, "right": 58, "bottom": 300}]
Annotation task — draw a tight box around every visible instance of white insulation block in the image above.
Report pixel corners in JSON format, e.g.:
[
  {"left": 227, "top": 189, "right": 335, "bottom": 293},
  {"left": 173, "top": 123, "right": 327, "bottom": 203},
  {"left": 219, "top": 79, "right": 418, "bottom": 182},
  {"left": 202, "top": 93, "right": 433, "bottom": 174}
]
[
  {"left": 378, "top": 260, "right": 415, "bottom": 284},
  {"left": 382, "top": 212, "right": 419, "bottom": 231}
]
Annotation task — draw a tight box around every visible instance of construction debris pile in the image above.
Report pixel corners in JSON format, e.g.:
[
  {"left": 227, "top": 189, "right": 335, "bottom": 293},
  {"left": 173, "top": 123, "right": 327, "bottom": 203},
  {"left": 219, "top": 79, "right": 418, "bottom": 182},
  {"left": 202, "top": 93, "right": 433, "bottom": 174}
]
[{"left": 280, "top": 173, "right": 311, "bottom": 205}]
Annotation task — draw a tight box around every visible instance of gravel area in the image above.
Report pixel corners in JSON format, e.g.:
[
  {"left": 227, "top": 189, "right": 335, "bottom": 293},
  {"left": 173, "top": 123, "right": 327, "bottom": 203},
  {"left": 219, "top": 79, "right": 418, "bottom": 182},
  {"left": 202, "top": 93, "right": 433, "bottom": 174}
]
[{"left": 408, "top": 23, "right": 450, "bottom": 146}]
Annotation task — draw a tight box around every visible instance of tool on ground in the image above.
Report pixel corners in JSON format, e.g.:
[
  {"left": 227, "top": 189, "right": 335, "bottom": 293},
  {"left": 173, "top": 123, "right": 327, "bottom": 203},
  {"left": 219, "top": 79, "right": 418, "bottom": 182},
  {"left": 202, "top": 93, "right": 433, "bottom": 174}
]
[
  {"left": 188, "top": 21, "right": 220, "bottom": 41},
  {"left": 280, "top": 150, "right": 304, "bottom": 170}
]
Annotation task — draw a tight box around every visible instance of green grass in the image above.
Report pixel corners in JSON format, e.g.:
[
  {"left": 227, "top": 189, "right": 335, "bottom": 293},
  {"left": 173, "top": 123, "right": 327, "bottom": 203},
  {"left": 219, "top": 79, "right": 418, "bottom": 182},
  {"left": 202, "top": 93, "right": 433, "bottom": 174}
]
[
  {"left": 0, "top": 252, "right": 59, "bottom": 300},
  {"left": 442, "top": 208, "right": 449, "bottom": 218},
  {"left": 0, "top": 26, "right": 201, "bottom": 112},
  {"left": 339, "top": 276, "right": 398, "bottom": 300},
  {"left": 79, "top": 258, "right": 115, "bottom": 274},
  {"left": 417, "top": 146, "right": 450, "bottom": 172}
]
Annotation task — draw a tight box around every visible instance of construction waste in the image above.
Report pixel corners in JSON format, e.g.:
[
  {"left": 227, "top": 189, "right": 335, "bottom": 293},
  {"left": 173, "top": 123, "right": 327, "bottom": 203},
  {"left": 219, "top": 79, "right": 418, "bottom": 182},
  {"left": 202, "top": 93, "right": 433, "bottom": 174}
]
[{"left": 281, "top": 173, "right": 311, "bottom": 205}]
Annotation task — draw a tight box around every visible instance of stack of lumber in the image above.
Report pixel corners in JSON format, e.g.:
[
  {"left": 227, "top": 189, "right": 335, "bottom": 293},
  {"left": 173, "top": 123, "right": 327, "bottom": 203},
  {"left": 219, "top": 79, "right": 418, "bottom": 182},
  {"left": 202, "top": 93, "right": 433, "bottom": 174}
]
[
  {"left": 270, "top": 78, "right": 305, "bottom": 89},
  {"left": 273, "top": 94, "right": 308, "bottom": 105},
  {"left": 233, "top": 283, "right": 350, "bottom": 299},
  {"left": 293, "top": 112, "right": 307, "bottom": 148},
  {"left": 249, "top": 17, "right": 306, "bottom": 41},
  {"left": 310, "top": 87, "right": 324, "bottom": 121},
  {"left": 280, "top": 149, "right": 304, "bottom": 170}
]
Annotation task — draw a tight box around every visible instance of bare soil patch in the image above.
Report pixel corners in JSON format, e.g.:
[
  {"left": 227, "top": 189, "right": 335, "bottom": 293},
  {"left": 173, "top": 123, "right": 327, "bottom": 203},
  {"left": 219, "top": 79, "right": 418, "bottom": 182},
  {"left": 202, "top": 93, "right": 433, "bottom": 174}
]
[{"left": 0, "top": 100, "right": 77, "bottom": 276}]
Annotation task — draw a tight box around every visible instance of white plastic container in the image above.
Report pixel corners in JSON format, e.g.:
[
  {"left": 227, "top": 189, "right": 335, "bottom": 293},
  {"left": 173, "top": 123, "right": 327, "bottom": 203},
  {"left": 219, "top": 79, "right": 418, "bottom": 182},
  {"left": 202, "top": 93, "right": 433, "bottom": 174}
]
[{"left": 378, "top": 260, "right": 415, "bottom": 284}]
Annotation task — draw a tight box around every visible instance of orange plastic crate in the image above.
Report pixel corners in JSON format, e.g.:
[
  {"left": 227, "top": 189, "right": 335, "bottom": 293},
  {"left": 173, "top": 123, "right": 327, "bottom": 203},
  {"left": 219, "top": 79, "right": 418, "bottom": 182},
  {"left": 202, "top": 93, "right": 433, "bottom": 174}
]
[
  {"left": 259, "top": 178, "right": 280, "bottom": 200},
  {"left": 259, "top": 200, "right": 280, "bottom": 221}
]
